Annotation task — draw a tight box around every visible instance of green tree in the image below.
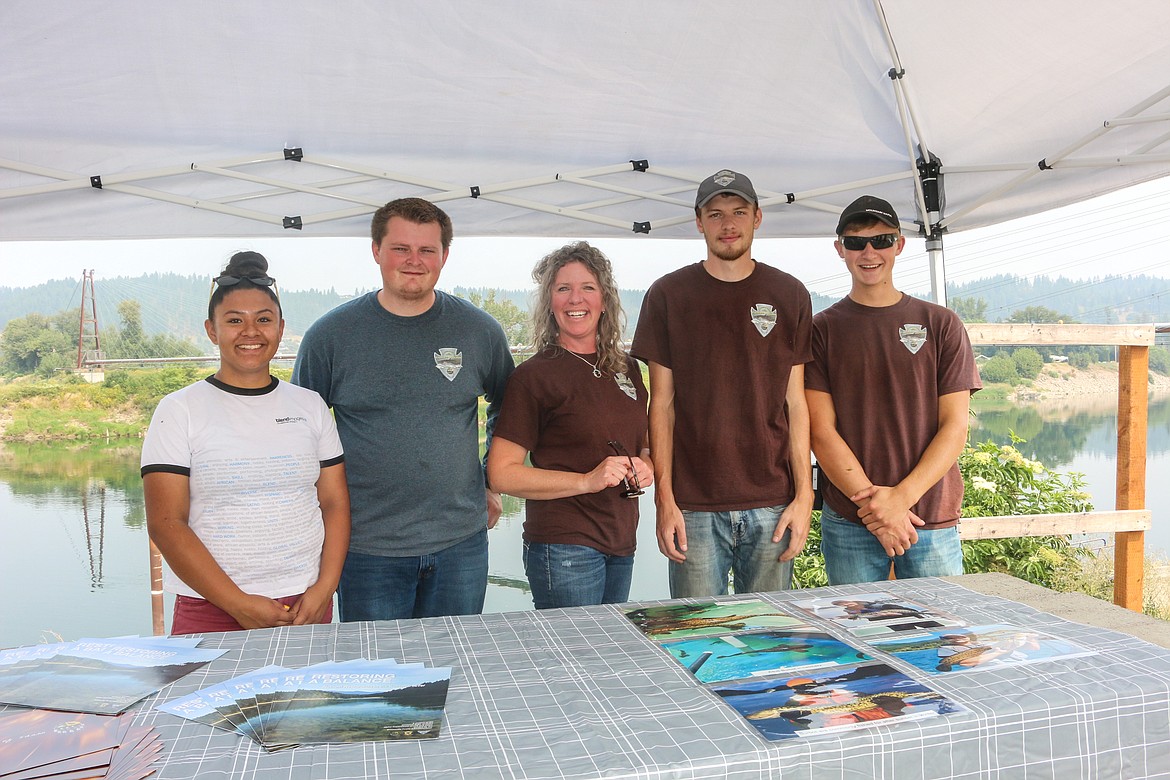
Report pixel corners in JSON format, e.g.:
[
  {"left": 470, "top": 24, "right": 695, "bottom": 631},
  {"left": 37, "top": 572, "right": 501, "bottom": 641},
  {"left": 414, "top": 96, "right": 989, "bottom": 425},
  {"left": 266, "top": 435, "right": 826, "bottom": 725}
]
[
  {"left": 1006, "top": 305, "right": 1075, "bottom": 324},
  {"left": 1012, "top": 347, "right": 1043, "bottom": 379},
  {"left": 980, "top": 354, "right": 1017, "bottom": 384},
  {"left": 1149, "top": 346, "right": 1170, "bottom": 376},
  {"left": 468, "top": 290, "right": 531, "bottom": 347},
  {"left": 104, "top": 299, "right": 200, "bottom": 359},
  {"left": 0, "top": 312, "right": 74, "bottom": 375},
  {"left": 950, "top": 296, "right": 988, "bottom": 323},
  {"left": 103, "top": 300, "right": 145, "bottom": 359}
]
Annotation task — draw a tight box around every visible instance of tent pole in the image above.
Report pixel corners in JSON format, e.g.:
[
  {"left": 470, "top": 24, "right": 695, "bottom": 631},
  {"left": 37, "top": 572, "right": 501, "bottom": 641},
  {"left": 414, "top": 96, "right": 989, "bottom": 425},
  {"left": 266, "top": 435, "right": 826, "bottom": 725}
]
[{"left": 926, "top": 234, "right": 947, "bottom": 307}]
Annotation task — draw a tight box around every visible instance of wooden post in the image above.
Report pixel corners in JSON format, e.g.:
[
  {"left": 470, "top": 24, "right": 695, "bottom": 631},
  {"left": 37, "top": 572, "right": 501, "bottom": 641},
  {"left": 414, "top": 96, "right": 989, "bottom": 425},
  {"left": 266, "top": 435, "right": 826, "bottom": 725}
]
[
  {"left": 1114, "top": 344, "right": 1149, "bottom": 611},
  {"left": 150, "top": 539, "right": 166, "bottom": 636}
]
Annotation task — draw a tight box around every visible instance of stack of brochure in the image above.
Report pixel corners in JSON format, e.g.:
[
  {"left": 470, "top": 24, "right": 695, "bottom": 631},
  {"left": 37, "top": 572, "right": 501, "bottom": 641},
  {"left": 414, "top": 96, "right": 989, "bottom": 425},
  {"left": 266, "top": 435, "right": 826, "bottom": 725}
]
[
  {"left": 0, "top": 635, "right": 225, "bottom": 779},
  {"left": 0, "top": 636, "right": 226, "bottom": 715},
  {"left": 0, "top": 709, "right": 161, "bottom": 780},
  {"left": 157, "top": 659, "right": 452, "bottom": 750},
  {"left": 624, "top": 597, "right": 960, "bottom": 741},
  {"left": 624, "top": 592, "right": 1095, "bottom": 742}
]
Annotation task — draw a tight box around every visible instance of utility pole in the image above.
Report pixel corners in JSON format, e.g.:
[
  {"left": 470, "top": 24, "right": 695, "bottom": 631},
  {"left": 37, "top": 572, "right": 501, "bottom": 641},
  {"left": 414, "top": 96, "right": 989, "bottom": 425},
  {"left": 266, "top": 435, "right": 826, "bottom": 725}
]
[{"left": 76, "top": 269, "right": 101, "bottom": 369}]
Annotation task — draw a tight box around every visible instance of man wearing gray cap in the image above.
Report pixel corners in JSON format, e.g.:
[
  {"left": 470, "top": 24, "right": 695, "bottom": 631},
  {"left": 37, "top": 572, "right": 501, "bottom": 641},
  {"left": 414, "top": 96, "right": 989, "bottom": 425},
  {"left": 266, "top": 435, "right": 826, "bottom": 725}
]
[
  {"left": 631, "top": 169, "right": 814, "bottom": 597},
  {"left": 805, "top": 195, "right": 980, "bottom": 584}
]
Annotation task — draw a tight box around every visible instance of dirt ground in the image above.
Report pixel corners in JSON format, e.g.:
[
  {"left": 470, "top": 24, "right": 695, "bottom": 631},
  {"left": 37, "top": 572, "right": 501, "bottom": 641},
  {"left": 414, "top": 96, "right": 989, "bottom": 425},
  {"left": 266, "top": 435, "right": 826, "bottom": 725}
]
[{"left": 1010, "top": 362, "right": 1170, "bottom": 401}]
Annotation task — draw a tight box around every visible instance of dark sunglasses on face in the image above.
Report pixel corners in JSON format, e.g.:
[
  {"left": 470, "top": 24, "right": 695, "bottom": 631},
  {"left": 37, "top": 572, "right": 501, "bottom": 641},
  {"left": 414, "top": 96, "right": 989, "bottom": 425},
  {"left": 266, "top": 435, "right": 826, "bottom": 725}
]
[
  {"left": 840, "top": 233, "right": 899, "bottom": 251},
  {"left": 607, "top": 440, "right": 645, "bottom": 499}
]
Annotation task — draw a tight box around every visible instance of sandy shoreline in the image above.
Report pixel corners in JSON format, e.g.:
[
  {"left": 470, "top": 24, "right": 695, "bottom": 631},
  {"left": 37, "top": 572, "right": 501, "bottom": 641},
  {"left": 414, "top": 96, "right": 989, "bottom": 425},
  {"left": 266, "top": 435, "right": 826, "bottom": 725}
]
[{"left": 1010, "top": 362, "right": 1170, "bottom": 401}]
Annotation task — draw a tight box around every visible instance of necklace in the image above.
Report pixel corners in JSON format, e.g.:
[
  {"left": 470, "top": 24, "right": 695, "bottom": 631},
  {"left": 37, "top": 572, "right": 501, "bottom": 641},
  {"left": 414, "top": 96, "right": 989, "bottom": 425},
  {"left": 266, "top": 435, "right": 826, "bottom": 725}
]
[{"left": 566, "top": 350, "right": 602, "bottom": 378}]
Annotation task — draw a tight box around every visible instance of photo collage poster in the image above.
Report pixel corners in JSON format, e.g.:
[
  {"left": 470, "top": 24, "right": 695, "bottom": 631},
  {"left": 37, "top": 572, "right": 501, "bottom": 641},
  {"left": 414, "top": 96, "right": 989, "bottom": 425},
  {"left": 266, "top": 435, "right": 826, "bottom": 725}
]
[{"left": 624, "top": 591, "right": 1093, "bottom": 741}]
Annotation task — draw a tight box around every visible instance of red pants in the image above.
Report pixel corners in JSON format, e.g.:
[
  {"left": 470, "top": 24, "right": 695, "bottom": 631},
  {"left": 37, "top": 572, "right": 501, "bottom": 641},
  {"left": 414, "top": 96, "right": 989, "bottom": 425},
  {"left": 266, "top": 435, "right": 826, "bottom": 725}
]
[{"left": 170, "top": 593, "right": 333, "bottom": 636}]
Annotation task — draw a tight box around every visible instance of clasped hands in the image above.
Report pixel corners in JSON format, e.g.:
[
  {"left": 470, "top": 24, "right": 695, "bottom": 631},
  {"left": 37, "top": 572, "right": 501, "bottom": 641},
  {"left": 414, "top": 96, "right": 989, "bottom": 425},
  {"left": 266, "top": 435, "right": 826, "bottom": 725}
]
[{"left": 851, "top": 484, "right": 925, "bottom": 558}]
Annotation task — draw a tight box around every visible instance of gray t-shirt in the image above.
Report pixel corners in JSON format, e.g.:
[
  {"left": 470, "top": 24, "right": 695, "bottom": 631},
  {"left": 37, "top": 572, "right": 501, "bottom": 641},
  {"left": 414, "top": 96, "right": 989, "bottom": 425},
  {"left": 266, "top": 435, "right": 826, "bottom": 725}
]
[{"left": 293, "top": 291, "right": 514, "bottom": 556}]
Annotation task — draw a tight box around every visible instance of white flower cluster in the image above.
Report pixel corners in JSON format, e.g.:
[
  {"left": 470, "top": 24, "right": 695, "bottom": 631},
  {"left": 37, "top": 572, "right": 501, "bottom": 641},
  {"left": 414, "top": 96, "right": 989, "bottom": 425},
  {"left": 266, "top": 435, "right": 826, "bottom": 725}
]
[{"left": 969, "top": 476, "right": 998, "bottom": 493}]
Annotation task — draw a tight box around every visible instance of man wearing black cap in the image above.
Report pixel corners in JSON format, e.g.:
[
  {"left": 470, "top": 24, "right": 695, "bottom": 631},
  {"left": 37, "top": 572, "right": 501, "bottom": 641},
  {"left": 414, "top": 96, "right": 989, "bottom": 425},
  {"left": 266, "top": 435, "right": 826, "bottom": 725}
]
[
  {"left": 631, "top": 170, "right": 814, "bottom": 598},
  {"left": 805, "top": 195, "right": 980, "bottom": 585}
]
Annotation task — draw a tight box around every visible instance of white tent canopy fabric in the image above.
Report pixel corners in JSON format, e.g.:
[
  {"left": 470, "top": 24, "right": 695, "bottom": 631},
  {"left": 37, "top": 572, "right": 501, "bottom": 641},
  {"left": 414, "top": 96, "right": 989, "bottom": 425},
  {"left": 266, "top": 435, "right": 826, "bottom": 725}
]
[{"left": 3, "top": 0, "right": 1170, "bottom": 247}]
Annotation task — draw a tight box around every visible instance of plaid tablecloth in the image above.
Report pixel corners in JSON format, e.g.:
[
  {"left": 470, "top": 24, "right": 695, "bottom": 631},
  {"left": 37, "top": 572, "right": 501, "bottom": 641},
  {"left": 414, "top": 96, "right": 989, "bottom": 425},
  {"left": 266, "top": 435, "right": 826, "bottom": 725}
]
[{"left": 19, "top": 576, "right": 1170, "bottom": 779}]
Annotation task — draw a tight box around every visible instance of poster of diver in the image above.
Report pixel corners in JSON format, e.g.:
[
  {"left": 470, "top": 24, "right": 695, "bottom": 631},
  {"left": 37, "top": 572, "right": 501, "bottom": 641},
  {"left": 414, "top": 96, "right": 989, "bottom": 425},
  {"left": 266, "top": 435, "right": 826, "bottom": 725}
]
[{"left": 659, "top": 629, "right": 874, "bottom": 684}]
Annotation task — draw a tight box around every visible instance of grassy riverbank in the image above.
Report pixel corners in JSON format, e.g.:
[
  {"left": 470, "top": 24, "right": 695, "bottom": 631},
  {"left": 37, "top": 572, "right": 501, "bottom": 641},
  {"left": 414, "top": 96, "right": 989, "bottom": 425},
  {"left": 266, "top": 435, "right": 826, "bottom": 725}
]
[{"left": 0, "top": 367, "right": 290, "bottom": 441}]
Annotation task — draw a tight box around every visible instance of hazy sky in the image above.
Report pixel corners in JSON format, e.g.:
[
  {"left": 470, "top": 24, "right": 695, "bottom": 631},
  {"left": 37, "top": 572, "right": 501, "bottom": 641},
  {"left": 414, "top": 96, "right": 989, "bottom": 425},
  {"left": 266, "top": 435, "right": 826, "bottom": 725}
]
[{"left": 2, "top": 176, "right": 1168, "bottom": 301}]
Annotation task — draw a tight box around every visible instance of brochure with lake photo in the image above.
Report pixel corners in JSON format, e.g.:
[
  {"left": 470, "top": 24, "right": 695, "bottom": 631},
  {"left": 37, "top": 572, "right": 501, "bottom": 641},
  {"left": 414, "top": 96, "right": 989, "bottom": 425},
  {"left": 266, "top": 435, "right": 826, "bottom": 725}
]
[
  {"left": 157, "top": 658, "right": 448, "bottom": 749},
  {"left": 257, "top": 664, "right": 452, "bottom": 745},
  {"left": 0, "top": 637, "right": 225, "bottom": 715}
]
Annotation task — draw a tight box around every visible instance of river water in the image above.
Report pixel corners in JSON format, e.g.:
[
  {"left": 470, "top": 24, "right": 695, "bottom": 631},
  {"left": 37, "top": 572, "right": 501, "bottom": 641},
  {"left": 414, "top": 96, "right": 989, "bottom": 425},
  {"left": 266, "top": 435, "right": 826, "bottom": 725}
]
[{"left": 2, "top": 394, "right": 1167, "bottom": 648}]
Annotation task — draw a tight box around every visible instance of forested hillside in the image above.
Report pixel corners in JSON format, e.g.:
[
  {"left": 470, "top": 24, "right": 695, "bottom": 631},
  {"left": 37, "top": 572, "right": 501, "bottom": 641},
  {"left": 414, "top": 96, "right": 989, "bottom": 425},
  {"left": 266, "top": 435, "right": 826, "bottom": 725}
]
[
  {"left": 2, "top": 272, "right": 1167, "bottom": 345},
  {"left": 945, "top": 274, "right": 1170, "bottom": 324}
]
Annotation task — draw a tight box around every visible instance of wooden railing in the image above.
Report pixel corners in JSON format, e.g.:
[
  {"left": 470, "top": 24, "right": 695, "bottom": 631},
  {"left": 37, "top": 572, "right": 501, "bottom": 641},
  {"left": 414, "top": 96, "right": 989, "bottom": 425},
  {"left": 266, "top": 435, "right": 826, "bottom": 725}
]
[{"left": 961, "top": 323, "right": 1153, "bottom": 611}]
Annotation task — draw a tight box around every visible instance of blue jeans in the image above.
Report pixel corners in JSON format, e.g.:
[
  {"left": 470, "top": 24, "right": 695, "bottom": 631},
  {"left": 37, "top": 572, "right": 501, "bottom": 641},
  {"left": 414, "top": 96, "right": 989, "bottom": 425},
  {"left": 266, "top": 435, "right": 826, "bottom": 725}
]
[
  {"left": 669, "top": 506, "right": 793, "bottom": 598},
  {"left": 820, "top": 504, "right": 964, "bottom": 585},
  {"left": 337, "top": 529, "right": 488, "bottom": 621},
  {"left": 523, "top": 542, "right": 634, "bottom": 610}
]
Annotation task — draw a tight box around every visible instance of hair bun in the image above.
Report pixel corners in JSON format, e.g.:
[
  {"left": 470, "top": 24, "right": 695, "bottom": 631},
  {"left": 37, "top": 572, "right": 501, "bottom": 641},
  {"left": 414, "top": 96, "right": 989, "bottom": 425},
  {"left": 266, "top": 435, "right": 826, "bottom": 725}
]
[{"left": 221, "top": 250, "right": 269, "bottom": 278}]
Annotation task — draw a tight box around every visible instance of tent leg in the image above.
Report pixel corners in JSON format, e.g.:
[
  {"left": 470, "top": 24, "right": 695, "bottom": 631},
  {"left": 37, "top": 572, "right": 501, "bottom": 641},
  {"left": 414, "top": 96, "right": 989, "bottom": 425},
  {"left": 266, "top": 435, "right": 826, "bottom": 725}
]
[{"left": 926, "top": 235, "right": 947, "bottom": 307}]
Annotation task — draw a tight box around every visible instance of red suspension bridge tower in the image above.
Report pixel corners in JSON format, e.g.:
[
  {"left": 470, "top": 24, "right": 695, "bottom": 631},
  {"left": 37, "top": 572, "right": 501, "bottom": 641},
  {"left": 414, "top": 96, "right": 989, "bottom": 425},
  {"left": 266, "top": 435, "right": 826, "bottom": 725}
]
[{"left": 76, "top": 269, "right": 102, "bottom": 369}]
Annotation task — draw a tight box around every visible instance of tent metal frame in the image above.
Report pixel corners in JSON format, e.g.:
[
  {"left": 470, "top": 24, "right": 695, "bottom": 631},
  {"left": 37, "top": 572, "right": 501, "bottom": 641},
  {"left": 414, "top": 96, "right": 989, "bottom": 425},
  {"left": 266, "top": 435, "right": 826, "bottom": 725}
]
[{"left": 0, "top": 153, "right": 921, "bottom": 237}]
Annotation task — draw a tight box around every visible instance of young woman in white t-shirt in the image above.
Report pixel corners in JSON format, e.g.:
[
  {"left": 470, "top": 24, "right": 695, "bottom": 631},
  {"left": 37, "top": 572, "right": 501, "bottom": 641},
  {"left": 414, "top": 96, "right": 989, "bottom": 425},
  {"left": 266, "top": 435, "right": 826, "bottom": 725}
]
[{"left": 141, "top": 251, "right": 350, "bottom": 635}]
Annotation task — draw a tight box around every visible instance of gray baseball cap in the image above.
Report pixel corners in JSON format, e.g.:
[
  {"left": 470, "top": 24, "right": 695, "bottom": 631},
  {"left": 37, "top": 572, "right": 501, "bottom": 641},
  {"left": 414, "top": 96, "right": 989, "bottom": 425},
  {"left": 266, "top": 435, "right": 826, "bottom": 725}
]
[
  {"left": 836, "top": 195, "right": 900, "bottom": 234},
  {"left": 695, "top": 169, "right": 758, "bottom": 209}
]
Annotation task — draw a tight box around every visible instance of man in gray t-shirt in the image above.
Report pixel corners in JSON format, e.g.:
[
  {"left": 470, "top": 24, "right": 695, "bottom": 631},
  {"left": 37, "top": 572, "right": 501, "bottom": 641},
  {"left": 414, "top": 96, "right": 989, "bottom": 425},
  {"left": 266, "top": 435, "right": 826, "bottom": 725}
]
[{"left": 293, "top": 198, "right": 514, "bottom": 621}]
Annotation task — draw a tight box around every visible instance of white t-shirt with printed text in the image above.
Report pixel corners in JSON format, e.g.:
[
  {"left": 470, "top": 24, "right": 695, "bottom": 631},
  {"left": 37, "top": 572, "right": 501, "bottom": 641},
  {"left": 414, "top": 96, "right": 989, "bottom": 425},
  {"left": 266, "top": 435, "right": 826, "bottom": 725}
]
[{"left": 141, "top": 377, "right": 343, "bottom": 599}]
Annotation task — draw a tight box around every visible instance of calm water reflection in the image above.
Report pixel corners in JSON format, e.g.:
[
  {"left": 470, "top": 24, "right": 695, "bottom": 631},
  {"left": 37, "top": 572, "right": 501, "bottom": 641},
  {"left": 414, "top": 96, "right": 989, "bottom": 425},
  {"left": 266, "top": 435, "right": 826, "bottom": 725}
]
[
  {"left": 2, "top": 392, "right": 1165, "bottom": 648},
  {"left": 968, "top": 393, "right": 1170, "bottom": 557},
  {"left": 0, "top": 442, "right": 668, "bottom": 647}
]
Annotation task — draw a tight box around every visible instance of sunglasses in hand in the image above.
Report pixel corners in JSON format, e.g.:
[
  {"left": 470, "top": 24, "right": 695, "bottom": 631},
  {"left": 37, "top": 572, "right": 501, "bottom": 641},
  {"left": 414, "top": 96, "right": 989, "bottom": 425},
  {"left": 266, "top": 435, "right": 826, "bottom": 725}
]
[{"left": 607, "top": 440, "right": 645, "bottom": 499}]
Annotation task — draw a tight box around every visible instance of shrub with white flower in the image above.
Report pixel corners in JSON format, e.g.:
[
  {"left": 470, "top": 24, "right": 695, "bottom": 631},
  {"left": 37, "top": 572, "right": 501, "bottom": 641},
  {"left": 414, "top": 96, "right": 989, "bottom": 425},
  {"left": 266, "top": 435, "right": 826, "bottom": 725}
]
[{"left": 959, "top": 433, "right": 1094, "bottom": 588}]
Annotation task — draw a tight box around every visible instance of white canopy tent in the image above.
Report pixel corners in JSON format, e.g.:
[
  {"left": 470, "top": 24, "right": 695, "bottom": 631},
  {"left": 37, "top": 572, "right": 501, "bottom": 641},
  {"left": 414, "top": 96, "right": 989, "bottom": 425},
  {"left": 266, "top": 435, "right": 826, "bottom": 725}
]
[{"left": 3, "top": 1, "right": 1170, "bottom": 303}]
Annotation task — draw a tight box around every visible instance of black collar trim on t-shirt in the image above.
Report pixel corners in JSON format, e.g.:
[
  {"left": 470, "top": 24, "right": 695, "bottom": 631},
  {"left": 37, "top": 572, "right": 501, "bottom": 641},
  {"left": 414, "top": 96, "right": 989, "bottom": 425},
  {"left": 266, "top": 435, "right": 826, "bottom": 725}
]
[{"left": 204, "top": 375, "right": 279, "bottom": 396}]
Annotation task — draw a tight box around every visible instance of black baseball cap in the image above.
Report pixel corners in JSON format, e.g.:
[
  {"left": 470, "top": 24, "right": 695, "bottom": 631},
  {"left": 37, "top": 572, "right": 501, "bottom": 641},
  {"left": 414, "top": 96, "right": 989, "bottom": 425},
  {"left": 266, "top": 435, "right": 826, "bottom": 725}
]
[
  {"left": 695, "top": 169, "right": 758, "bottom": 209},
  {"left": 836, "top": 195, "right": 900, "bottom": 234}
]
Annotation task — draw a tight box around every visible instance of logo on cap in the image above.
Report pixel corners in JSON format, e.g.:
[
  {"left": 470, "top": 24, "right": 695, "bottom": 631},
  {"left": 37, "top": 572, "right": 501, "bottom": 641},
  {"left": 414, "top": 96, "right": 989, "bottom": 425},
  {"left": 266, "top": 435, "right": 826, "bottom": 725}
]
[{"left": 713, "top": 171, "right": 737, "bottom": 186}]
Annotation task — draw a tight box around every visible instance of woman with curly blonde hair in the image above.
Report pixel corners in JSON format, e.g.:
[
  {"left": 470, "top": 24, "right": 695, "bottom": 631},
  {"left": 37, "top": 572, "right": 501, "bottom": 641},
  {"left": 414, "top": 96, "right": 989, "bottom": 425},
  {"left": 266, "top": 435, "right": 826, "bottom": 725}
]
[{"left": 488, "top": 241, "right": 652, "bottom": 608}]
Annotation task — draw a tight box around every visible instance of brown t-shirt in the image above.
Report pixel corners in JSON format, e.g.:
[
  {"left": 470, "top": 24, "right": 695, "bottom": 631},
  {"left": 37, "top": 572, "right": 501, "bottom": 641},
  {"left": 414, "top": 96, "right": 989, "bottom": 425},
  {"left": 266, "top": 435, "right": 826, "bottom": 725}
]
[
  {"left": 806, "top": 294, "right": 981, "bottom": 527},
  {"left": 631, "top": 261, "right": 812, "bottom": 511},
  {"left": 493, "top": 349, "right": 648, "bottom": 556}
]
